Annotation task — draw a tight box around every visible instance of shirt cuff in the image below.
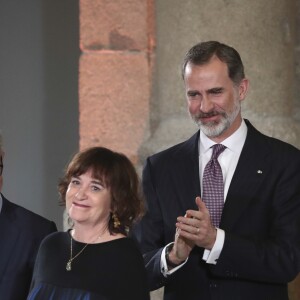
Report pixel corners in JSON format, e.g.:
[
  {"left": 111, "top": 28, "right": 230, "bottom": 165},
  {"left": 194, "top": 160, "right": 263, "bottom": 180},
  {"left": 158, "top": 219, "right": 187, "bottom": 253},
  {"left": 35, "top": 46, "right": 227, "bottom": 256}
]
[
  {"left": 160, "top": 242, "right": 188, "bottom": 277},
  {"left": 202, "top": 228, "right": 225, "bottom": 264}
]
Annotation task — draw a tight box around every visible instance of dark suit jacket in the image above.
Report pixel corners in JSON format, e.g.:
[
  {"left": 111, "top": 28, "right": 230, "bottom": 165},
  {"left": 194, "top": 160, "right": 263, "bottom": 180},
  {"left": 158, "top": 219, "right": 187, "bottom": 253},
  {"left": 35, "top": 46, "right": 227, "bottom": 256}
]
[
  {"left": 0, "top": 196, "right": 57, "bottom": 300},
  {"left": 133, "top": 120, "right": 300, "bottom": 300}
]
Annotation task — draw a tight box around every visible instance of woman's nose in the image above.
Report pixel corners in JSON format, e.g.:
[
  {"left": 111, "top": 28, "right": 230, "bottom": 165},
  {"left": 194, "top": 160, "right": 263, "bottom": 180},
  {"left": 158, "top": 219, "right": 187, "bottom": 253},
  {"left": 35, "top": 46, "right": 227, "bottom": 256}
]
[{"left": 75, "top": 188, "right": 87, "bottom": 200}]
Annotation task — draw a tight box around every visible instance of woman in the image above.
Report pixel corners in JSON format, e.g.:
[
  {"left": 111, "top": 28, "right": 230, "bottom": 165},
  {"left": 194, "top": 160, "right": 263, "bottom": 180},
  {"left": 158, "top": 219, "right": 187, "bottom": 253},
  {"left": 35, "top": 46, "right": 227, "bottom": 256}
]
[{"left": 27, "top": 147, "right": 150, "bottom": 300}]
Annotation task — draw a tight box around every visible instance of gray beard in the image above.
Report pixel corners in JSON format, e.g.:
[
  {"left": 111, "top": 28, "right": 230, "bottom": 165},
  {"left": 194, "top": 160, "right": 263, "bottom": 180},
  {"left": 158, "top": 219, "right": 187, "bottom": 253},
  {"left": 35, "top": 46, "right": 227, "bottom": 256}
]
[
  {"left": 198, "top": 117, "right": 231, "bottom": 137},
  {"left": 190, "top": 101, "right": 241, "bottom": 138}
]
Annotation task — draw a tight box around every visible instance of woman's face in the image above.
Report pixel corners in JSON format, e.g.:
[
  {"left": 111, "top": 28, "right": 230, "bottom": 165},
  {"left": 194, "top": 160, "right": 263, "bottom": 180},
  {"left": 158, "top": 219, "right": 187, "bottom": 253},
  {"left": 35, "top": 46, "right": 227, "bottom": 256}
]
[{"left": 66, "top": 168, "right": 112, "bottom": 226}]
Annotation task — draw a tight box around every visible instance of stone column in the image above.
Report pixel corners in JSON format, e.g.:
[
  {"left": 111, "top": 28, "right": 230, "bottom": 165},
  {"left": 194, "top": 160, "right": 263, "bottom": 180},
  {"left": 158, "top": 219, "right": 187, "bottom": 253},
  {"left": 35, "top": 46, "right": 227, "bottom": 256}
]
[{"left": 79, "top": 0, "right": 155, "bottom": 163}]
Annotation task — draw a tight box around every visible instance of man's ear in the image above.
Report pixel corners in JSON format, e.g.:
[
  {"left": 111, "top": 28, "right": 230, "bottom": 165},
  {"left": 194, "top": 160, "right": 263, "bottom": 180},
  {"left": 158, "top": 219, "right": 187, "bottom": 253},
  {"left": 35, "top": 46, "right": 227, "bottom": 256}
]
[{"left": 239, "top": 78, "right": 249, "bottom": 101}]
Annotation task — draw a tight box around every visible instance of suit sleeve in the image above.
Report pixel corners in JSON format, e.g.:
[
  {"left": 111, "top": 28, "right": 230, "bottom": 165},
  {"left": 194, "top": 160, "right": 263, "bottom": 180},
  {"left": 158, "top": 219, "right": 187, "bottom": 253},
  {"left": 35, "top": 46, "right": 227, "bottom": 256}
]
[
  {"left": 29, "top": 220, "right": 57, "bottom": 272},
  {"left": 133, "top": 158, "right": 169, "bottom": 291}
]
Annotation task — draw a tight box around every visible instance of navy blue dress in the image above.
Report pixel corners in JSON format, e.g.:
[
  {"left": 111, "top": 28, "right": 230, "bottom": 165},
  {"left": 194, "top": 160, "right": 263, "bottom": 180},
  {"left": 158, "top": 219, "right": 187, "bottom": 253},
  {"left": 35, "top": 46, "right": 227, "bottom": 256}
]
[{"left": 27, "top": 232, "right": 150, "bottom": 300}]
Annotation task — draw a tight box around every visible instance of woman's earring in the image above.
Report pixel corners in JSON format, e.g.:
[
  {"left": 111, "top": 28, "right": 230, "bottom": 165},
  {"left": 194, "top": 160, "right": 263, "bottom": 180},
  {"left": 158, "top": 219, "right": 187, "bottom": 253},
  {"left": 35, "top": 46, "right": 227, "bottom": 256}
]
[{"left": 112, "top": 213, "right": 121, "bottom": 229}]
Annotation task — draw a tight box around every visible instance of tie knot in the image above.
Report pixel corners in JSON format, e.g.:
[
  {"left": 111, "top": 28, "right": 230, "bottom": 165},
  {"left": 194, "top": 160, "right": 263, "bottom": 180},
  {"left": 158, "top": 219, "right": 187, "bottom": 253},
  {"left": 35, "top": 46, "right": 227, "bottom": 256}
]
[{"left": 211, "top": 144, "right": 226, "bottom": 160}]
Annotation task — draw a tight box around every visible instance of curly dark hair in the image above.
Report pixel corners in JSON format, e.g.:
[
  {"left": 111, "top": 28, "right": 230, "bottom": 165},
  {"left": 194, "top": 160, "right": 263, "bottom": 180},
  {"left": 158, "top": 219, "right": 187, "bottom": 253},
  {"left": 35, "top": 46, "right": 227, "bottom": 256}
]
[
  {"left": 58, "top": 147, "right": 145, "bottom": 236},
  {"left": 182, "top": 41, "right": 245, "bottom": 85}
]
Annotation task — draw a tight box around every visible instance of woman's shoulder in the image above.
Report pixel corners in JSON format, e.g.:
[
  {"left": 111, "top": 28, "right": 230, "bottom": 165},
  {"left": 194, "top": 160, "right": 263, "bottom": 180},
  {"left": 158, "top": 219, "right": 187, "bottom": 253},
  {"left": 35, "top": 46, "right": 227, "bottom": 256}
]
[
  {"left": 95, "top": 236, "right": 140, "bottom": 255},
  {"left": 107, "top": 236, "right": 138, "bottom": 247},
  {"left": 39, "top": 231, "right": 69, "bottom": 248},
  {"left": 107, "top": 237, "right": 143, "bottom": 260}
]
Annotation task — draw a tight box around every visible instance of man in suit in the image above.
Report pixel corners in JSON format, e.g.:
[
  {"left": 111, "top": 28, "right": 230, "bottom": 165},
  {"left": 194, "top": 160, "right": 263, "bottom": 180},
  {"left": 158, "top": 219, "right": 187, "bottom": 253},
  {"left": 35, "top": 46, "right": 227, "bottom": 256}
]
[
  {"left": 133, "top": 41, "right": 300, "bottom": 299},
  {"left": 0, "top": 132, "right": 57, "bottom": 299}
]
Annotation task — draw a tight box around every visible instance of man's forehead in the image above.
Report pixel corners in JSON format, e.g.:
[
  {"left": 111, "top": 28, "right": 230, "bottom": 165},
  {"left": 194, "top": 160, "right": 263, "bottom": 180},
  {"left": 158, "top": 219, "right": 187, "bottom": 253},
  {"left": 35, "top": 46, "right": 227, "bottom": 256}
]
[{"left": 185, "top": 60, "right": 231, "bottom": 87}]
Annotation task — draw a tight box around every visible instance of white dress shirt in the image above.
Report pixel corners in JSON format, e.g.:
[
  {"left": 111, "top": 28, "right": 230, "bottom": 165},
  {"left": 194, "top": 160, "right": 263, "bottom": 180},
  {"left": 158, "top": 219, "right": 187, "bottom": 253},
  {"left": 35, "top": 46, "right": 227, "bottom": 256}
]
[
  {"left": 0, "top": 194, "right": 2, "bottom": 213},
  {"left": 161, "top": 120, "right": 248, "bottom": 276}
]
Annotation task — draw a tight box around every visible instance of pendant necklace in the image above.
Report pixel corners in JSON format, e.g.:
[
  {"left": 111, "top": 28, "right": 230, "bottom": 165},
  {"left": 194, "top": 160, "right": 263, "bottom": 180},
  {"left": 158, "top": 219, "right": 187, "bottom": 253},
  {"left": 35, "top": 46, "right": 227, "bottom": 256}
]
[
  {"left": 66, "top": 236, "right": 88, "bottom": 271},
  {"left": 66, "top": 229, "right": 104, "bottom": 271}
]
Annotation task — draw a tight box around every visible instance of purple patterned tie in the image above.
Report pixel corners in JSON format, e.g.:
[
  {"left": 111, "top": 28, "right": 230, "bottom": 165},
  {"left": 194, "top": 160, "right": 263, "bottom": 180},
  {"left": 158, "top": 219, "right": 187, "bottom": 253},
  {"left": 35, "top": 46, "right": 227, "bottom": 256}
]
[{"left": 202, "top": 144, "right": 226, "bottom": 227}]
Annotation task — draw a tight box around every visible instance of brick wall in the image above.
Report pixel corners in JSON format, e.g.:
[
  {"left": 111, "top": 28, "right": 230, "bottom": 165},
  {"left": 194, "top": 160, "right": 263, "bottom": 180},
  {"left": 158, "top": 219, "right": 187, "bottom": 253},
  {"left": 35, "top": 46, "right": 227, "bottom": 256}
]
[{"left": 79, "top": 0, "right": 155, "bottom": 164}]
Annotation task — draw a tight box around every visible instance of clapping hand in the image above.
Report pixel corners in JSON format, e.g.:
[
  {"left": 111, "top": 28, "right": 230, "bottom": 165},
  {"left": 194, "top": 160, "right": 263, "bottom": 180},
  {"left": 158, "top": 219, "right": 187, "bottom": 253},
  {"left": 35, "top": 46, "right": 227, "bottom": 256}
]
[{"left": 176, "top": 196, "right": 217, "bottom": 250}]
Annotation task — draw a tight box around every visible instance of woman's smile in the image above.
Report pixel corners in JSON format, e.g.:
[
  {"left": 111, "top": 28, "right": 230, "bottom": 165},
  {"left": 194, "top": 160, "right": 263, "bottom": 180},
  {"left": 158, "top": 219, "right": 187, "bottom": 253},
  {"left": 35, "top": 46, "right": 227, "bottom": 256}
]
[{"left": 72, "top": 202, "right": 90, "bottom": 208}]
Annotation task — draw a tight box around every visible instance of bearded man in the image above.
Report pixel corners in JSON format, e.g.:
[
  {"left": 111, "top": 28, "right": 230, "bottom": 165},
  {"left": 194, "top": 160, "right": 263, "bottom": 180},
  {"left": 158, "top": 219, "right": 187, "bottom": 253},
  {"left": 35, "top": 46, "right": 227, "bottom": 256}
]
[{"left": 133, "top": 41, "right": 300, "bottom": 300}]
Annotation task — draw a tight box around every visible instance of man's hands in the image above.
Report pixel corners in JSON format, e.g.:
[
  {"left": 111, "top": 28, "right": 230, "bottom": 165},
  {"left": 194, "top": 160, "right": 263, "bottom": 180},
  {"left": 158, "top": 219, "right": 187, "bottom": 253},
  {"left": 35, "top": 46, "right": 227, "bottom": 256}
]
[
  {"left": 167, "top": 196, "right": 217, "bottom": 265},
  {"left": 177, "top": 196, "right": 217, "bottom": 249},
  {"left": 167, "top": 226, "right": 194, "bottom": 266}
]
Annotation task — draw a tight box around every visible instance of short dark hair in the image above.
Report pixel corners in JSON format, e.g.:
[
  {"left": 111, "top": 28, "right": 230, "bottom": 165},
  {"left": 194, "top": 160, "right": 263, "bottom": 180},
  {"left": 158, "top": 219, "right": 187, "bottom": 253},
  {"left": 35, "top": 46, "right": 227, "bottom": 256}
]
[
  {"left": 182, "top": 41, "right": 245, "bottom": 85},
  {"left": 58, "top": 147, "right": 145, "bottom": 235}
]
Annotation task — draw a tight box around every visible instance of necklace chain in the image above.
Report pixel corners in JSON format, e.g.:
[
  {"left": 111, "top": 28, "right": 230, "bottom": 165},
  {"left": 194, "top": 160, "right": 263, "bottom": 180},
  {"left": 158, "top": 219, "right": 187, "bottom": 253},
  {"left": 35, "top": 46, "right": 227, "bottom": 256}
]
[
  {"left": 66, "top": 237, "right": 89, "bottom": 271},
  {"left": 66, "top": 230, "right": 104, "bottom": 271}
]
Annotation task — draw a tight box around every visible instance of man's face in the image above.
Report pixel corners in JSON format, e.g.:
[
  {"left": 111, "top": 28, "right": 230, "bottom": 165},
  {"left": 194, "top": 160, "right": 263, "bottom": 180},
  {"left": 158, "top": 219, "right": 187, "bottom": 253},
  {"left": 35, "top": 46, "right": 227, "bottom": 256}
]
[{"left": 184, "top": 56, "right": 248, "bottom": 142}]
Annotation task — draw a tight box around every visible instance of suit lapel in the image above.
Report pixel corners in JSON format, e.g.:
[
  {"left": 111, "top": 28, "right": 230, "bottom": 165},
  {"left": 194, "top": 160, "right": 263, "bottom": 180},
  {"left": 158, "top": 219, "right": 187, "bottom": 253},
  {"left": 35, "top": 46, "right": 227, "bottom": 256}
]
[
  {"left": 170, "top": 131, "right": 200, "bottom": 212},
  {"left": 0, "top": 197, "right": 20, "bottom": 278},
  {"left": 160, "top": 122, "right": 271, "bottom": 227},
  {"left": 220, "top": 122, "right": 271, "bottom": 229}
]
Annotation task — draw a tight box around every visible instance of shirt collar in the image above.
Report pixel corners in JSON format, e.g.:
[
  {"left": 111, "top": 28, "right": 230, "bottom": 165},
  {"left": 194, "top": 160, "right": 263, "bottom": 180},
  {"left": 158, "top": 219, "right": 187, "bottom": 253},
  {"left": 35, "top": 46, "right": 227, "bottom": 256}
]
[{"left": 200, "top": 119, "right": 248, "bottom": 154}]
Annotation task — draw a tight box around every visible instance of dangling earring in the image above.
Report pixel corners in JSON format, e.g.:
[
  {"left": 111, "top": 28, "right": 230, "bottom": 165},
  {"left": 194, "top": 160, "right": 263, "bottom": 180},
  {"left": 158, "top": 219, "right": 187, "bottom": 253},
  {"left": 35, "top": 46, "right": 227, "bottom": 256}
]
[
  {"left": 112, "top": 213, "right": 121, "bottom": 229},
  {"left": 66, "top": 212, "right": 74, "bottom": 229}
]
